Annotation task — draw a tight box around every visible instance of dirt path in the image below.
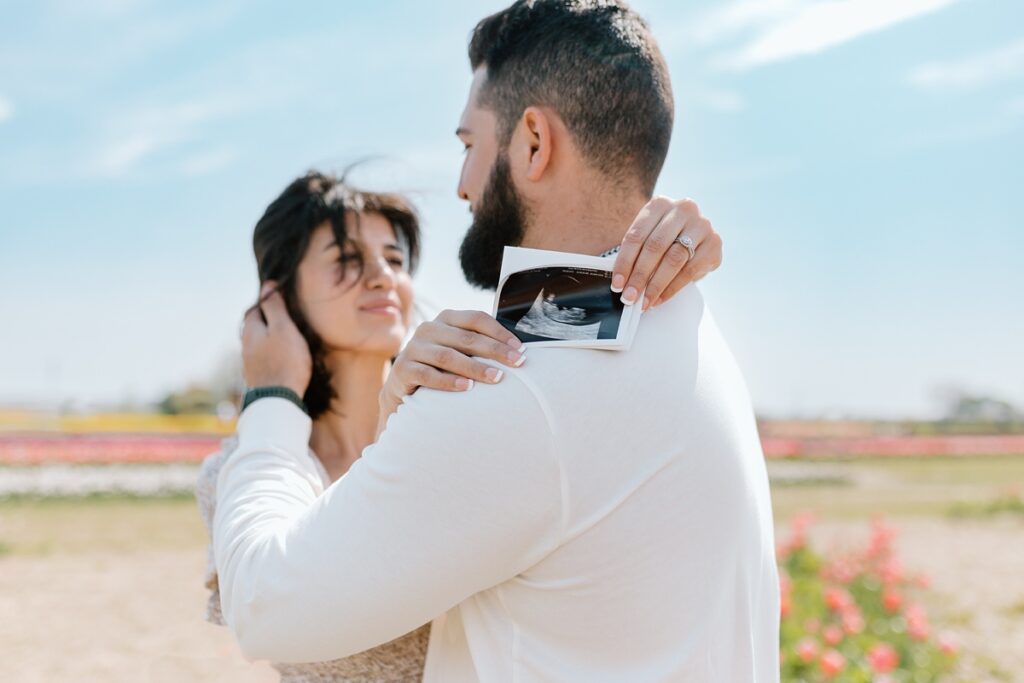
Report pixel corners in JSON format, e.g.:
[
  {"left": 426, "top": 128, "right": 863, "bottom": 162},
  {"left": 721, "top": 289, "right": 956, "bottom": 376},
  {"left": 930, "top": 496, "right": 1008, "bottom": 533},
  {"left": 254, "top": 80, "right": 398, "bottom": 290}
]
[{"left": 0, "top": 548, "right": 278, "bottom": 682}]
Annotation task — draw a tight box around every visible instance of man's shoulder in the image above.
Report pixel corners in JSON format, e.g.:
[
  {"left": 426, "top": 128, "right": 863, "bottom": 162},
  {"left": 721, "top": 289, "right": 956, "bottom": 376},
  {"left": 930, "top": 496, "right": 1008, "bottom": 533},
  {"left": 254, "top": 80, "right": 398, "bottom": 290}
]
[{"left": 381, "top": 366, "right": 555, "bottom": 444}]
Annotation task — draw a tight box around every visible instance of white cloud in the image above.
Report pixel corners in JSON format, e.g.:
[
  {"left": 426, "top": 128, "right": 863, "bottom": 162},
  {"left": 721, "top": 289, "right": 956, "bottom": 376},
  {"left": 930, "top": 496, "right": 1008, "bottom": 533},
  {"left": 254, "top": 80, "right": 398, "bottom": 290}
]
[
  {"left": 88, "top": 97, "right": 240, "bottom": 177},
  {"left": 179, "top": 147, "right": 237, "bottom": 177},
  {"left": 705, "top": 0, "right": 960, "bottom": 71},
  {"left": 908, "top": 38, "right": 1024, "bottom": 90},
  {"left": 0, "top": 96, "right": 13, "bottom": 123},
  {"left": 691, "top": 0, "right": 809, "bottom": 47}
]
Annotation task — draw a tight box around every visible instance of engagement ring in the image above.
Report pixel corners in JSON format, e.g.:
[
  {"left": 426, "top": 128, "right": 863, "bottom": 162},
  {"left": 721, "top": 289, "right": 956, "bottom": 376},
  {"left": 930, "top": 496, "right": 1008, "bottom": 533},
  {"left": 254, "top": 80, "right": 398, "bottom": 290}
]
[{"left": 675, "top": 234, "right": 695, "bottom": 259}]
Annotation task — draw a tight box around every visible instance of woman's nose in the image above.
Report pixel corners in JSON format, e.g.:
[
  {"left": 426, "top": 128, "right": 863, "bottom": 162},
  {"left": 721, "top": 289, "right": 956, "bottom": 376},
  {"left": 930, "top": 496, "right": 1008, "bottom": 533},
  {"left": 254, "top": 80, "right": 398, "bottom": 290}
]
[{"left": 364, "top": 258, "right": 397, "bottom": 289}]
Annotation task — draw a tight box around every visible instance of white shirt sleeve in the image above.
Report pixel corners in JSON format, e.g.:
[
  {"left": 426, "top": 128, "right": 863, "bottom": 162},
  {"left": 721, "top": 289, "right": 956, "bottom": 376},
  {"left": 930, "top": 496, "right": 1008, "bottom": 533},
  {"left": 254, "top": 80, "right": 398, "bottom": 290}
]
[{"left": 212, "top": 376, "right": 564, "bottom": 664}]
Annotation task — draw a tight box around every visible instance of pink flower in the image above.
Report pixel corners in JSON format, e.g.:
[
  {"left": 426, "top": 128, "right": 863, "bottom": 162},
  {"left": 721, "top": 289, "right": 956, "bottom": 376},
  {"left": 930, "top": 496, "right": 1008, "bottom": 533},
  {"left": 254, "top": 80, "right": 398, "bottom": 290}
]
[
  {"left": 819, "top": 649, "right": 846, "bottom": 677},
  {"left": 841, "top": 608, "right": 865, "bottom": 635},
  {"left": 785, "top": 511, "right": 815, "bottom": 552},
  {"left": 938, "top": 631, "right": 959, "bottom": 656},
  {"left": 796, "top": 637, "right": 819, "bottom": 663},
  {"left": 825, "top": 588, "right": 853, "bottom": 612},
  {"left": 878, "top": 557, "right": 904, "bottom": 585},
  {"left": 905, "top": 603, "right": 930, "bottom": 641},
  {"left": 867, "top": 517, "right": 896, "bottom": 559},
  {"left": 823, "top": 625, "right": 843, "bottom": 646},
  {"left": 823, "top": 557, "right": 857, "bottom": 584},
  {"left": 867, "top": 643, "right": 899, "bottom": 673},
  {"left": 779, "top": 573, "right": 792, "bottom": 618}
]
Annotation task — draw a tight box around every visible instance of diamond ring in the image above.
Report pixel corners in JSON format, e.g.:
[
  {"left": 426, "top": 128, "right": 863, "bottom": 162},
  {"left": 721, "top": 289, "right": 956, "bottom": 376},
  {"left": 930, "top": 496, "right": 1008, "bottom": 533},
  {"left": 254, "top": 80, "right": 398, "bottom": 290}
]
[{"left": 674, "top": 234, "right": 695, "bottom": 259}]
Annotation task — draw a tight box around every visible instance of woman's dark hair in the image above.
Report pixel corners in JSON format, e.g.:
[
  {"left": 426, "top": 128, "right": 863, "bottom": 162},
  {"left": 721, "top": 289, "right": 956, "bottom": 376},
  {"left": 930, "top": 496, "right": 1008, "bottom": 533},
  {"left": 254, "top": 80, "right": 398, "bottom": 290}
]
[{"left": 250, "top": 170, "right": 421, "bottom": 419}]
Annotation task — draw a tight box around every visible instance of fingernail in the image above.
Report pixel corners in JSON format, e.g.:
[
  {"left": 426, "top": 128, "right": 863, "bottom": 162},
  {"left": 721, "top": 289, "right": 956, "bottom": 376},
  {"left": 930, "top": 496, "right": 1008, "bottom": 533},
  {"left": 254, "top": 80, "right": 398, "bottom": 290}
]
[
  {"left": 642, "top": 296, "right": 651, "bottom": 312},
  {"left": 512, "top": 352, "right": 526, "bottom": 368},
  {"left": 611, "top": 274, "right": 625, "bottom": 292},
  {"left": 508, "top": 337, "right": 527, "bottom": 352},
  {"left": 485, "top": 368, "right": 504, "bottom": 383},
  {"left": 621, "top": 286, "right": 638, "bottom": 305},
  {"left": 456, "top": 378, "right": 474, "bottom": 391}
]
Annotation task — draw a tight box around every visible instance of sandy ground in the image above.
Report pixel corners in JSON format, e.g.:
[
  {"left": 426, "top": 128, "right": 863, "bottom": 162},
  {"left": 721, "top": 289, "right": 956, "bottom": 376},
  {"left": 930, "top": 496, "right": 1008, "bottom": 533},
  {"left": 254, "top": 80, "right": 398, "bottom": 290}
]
[
  {"left": 1, "top": 456, "right": 1022, "bottom": 682},
  {"left": 0, "top": 548, "right": 277, "bottom": 683}
]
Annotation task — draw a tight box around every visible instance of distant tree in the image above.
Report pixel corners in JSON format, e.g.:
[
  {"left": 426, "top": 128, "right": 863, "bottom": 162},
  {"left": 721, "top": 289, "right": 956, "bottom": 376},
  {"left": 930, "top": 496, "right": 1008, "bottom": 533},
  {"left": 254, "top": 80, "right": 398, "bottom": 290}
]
[
  {"left": 155, "top": 350, "right": 244, "bottom": 415},
  {"left": 945, "top": 394, "right": 1021, "bottom": 422},
  {"left": 932, "top": 385, "right": 1023, "bottom": 427}
]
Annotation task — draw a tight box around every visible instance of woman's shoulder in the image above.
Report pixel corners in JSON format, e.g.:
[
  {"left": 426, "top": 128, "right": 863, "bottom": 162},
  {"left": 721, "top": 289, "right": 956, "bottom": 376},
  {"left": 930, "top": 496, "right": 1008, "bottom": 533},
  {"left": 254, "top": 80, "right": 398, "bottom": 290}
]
[{"left": 194, "top": 435, "right": 329, "bottom": 520}]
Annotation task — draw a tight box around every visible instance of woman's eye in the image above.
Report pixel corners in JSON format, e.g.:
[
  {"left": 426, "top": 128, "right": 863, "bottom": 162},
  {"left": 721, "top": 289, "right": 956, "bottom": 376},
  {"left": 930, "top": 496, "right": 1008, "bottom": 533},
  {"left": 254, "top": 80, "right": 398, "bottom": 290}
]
[{"left": 388, "top": 258, "right": 406, "bottom": 268}]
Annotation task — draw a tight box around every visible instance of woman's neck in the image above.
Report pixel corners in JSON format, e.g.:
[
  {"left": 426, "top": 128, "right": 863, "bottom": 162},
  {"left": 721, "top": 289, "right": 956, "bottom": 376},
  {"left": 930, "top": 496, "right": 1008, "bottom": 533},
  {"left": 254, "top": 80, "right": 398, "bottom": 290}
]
[{"left": 309, "top": 350, "right": 391, "bottom": 482}]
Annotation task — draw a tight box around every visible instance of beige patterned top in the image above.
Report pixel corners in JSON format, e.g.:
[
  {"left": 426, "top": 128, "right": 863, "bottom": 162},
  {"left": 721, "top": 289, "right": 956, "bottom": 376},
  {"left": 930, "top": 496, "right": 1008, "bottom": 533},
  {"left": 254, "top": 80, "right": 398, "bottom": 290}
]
[{"left": 195, "top": 436, "right": 430, "bottom": 682}]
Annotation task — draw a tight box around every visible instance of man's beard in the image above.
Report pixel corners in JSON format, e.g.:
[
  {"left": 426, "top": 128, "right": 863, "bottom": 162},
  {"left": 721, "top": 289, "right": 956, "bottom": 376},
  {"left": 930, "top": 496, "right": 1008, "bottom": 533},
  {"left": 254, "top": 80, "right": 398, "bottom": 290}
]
[{"left": 458, "top": 152, "right": 527, "bottom": 290}]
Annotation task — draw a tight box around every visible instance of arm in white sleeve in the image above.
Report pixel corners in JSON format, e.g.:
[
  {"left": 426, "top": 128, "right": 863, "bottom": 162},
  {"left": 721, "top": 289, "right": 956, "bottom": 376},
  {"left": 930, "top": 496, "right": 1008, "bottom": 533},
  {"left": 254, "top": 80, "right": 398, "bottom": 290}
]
[{"left": 212, "top": 375, "right": 564, "bottom": 663}]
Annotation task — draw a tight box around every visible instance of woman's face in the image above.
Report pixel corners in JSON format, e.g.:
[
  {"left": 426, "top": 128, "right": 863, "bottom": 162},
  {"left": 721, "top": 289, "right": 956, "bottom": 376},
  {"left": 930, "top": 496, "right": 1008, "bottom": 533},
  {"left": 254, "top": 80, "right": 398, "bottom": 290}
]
[{"left": 295, "top": 212, "right": 414, "bottom": 357}]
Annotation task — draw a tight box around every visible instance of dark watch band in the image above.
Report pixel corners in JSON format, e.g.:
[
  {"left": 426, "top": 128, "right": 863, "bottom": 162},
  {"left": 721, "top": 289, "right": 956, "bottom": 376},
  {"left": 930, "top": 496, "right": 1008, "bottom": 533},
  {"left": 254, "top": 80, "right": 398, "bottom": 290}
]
[{"left": 240, "top": 386, "right": 308, "bottom": 415}]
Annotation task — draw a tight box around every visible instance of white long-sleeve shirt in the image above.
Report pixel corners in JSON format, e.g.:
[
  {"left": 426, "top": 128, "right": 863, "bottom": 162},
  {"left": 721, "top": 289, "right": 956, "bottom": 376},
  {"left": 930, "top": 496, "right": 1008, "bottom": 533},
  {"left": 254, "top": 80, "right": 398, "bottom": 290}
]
[{"left": 213, "top": 285, "right": 780, "bottom": 682}]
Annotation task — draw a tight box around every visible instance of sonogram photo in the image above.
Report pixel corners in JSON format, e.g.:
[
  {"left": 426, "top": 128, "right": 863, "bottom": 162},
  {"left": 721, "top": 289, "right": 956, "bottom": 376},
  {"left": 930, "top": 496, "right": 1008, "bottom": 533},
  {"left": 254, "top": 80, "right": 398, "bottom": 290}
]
[{"left": 495, "top": 266, "right": 625, "bottom": 343}]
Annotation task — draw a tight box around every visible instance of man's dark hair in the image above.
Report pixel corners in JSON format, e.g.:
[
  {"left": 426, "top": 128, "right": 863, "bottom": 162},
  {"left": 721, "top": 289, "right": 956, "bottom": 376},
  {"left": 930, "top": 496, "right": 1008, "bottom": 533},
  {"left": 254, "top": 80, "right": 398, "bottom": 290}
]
[{"left": 469, "top": 0, "right": 673, "bottom": 195}]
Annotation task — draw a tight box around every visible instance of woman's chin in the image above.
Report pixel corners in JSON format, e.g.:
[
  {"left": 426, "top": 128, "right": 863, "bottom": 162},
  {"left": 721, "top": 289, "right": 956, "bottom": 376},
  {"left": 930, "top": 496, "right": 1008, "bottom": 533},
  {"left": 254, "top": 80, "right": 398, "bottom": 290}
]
[{"left": 363, "top": 330, "right": 406, "bottom": 357}]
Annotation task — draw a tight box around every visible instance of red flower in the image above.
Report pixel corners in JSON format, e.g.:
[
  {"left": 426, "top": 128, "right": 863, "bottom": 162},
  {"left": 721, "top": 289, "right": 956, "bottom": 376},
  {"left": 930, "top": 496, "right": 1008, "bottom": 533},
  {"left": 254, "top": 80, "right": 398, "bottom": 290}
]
[
  {"left": 841, "top": 608, "right": 865, "bottom": 635},
  {"left": 867, "top": 642, "right": 899, "bottom": 673},
  {"left": 819, "top": 649, "right": 846, "bottom": 677},
  {"left": 882, "top": 589, "right": 903, "bottom": 613},
  {"left": 866, "top": 517, "right": 896, "bottom": 559},
  {"left": 825, "top": 588, "right": 852, "bottom": 612},
  {"left": 823, "top": 625, "right": 843, "bottom": 646},
  {"left": 938, "top": 631, "right": 959, "bottom": 656},
  {"left": 796, "top": 637, "right": 819, "bottom": 663},
  {"left": 878, "top": 557, "right": 904, "bottom": 585}
]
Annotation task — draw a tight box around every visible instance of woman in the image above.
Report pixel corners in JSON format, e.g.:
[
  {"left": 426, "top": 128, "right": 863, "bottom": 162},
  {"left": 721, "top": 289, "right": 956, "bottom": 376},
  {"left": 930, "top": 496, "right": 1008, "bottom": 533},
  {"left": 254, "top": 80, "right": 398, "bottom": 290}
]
[{"left": 196, "top": 171, "right": 723, "bottom": 682}]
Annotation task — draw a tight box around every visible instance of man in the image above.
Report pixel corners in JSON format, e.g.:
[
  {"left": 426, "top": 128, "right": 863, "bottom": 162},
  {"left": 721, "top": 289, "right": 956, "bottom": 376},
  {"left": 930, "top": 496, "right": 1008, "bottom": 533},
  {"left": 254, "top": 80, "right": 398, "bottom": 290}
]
[{"left": 215, "top": 1, "right": 779, "bottom": 680}]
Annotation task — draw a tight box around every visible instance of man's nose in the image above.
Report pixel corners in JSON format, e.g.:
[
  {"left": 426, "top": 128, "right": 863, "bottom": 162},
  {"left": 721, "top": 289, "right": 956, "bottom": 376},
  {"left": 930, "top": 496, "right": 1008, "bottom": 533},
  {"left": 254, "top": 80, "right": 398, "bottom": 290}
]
[{"left": 457, "top": 160, "right": 470, "bottom": 202}]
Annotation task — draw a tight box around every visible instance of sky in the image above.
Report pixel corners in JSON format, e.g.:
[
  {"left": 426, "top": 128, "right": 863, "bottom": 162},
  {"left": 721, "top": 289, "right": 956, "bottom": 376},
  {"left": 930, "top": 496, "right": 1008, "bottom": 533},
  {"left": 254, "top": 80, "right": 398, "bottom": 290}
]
[{"left": 0, "top": 0, "right": 1021, "bottom": 419}]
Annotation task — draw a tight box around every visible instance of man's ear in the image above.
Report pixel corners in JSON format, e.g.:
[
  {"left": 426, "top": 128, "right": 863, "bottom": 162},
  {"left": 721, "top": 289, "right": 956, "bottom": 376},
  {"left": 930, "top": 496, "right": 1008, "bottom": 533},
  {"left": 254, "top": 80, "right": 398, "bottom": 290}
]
[{"left": 517, "top": 106, "right": 553, "bottom": 182}]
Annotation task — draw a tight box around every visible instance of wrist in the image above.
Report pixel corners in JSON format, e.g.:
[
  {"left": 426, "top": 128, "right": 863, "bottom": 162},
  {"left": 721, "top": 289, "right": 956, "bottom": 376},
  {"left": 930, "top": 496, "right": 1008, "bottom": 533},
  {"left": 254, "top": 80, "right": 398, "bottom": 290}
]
[{"left": 241, "top": 386, "right": 308, "bottom": 415}]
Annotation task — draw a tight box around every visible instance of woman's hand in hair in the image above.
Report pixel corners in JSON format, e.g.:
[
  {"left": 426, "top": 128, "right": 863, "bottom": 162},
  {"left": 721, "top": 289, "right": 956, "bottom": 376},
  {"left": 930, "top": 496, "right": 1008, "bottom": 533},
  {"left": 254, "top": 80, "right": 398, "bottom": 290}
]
[
  {"left": 611, "top": 196, "right": 723, "bottom": 311},
  {"left": 240, "top": 281, "right": 313, "bottom": 397},
  {"left": 377, "top": 310, "right": 526, "bottom": 432}
]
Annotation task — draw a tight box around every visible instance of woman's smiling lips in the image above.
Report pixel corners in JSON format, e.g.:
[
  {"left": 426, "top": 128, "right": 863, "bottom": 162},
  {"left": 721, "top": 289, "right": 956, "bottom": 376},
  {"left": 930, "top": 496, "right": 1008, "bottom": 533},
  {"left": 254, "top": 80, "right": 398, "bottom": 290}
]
[{"left": 360, "top": 299, "right": 402, "bottom": 316}]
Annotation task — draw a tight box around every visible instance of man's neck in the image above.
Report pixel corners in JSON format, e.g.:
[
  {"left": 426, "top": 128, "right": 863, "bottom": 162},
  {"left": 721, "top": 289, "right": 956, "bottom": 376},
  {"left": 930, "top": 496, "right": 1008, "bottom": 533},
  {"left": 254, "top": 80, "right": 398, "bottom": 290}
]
[{"left": 523, "top": 190, "right": 649, "bottom": 256}]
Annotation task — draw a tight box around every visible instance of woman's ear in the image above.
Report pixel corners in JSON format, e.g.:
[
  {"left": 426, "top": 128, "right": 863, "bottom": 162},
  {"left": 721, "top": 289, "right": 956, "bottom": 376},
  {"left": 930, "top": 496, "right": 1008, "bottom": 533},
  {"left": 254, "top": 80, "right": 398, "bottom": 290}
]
[{"left": 519, "top": 106, "right": 553, "bottom": 182}]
